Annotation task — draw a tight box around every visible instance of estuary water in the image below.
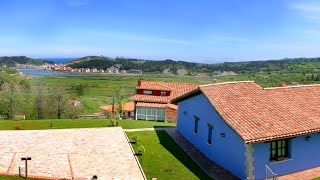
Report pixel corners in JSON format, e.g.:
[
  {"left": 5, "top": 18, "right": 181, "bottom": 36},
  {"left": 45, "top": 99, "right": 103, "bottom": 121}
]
[{"left": 17, "top": 69, "right": 101, "bottom": 77}]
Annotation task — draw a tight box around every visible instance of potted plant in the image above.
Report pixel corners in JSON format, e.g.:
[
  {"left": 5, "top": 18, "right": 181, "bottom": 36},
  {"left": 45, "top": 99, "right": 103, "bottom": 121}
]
[{"left": 276, "top": 157, "right": 285, "bottom": 161}]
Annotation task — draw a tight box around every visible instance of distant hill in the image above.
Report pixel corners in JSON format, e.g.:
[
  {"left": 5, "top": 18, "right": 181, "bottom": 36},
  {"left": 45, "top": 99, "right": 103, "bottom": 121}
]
[
  {"left": 40, "top": 58, "right": 76, "bottom": 64},
  {"left": 0, "top": 56, "right": 53, "bottom": 66},
  {"left": 67, "top": 56, "right": 212, "bottom": 74},
  {"left": 67, "top": 56, "right": 320, "bottom": 75}
]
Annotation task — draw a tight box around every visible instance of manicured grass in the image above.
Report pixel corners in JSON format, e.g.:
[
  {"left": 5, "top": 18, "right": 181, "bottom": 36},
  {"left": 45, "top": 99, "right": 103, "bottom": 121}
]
[
  {"left": 0, "top": 119, "right": 175, "bottom": 130},
  {"left": 0, "top": 175, "right": 40, "bottom": 180},
  {"left": 127, "top": 131, "right": 213, "bottom": 180}
]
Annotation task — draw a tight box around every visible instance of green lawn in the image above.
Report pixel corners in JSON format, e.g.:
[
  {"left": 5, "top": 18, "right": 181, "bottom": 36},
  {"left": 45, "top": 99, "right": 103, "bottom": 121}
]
[
  {"left": 0, "top": 175, "right": 40, "bottom": 180},
  {"left": 0, "top": 119, "right": 175, "bottom": 130},
  {"left": 127, "top": 131, "right": 213, "bottom": 180}
]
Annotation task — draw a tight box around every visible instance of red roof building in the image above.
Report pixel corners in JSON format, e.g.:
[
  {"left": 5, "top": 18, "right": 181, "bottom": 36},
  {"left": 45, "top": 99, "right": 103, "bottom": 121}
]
[
  {"left": 130, "top": 80, "right": 198, "bottom": 122},
  {"left": 100, "top": 102, "right": 135, "bottom": 119}
]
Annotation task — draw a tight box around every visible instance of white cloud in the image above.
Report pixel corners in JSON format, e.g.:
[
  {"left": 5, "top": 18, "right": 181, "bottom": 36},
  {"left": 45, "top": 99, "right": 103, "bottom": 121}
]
[{"left": 290, "top": 2, "right": 320, "bottom": 21}]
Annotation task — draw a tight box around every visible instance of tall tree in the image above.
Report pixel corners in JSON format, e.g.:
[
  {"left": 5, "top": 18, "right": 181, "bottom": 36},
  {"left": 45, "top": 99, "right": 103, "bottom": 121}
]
[
  {"left": 33, "top": 82, "right": 48, "bottom": 119},
  {"left": 0, "top": 82, "right": 22, "bottom": 119},
  {"left": 50, "top": 86, "right": 69, "bottom": 119}
]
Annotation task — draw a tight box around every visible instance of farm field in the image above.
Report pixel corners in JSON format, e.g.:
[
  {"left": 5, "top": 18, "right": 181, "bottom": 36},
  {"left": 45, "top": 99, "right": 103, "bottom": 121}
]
[{"left": 31, "top": 74, "right": 212, "bottom": 114}]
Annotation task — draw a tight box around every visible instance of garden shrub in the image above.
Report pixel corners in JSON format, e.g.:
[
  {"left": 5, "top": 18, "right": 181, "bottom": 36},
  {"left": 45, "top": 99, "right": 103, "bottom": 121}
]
[
  {"left": 13, "top": 124, "right": 22, "bottom": 130},
  {"left": 132, "top": 134, "right": 139, "bottom": 144},
  {"left": 137, "top": 145, "right": 145, "bottom": 155}
]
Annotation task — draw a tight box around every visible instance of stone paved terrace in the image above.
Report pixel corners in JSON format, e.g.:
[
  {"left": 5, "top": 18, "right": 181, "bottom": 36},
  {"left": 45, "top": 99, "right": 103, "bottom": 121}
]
[
  {"left": 278, "top": 166, "right": 320, "bottom": 180},
  {"left": 165, "top": 128, "right": 239, "bottom": 180},
  {"left": 0, "top": 127, "right": 144, "bottom": 180}
]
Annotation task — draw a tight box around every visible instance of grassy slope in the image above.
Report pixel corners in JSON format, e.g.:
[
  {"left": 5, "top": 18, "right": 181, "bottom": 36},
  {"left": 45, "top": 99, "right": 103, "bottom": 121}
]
[
  {"left": 0, "top": 119, "right": 175, "bottom": 130},
  {"left": 127, "top": 131, "right": 212, "bottom": 180}
]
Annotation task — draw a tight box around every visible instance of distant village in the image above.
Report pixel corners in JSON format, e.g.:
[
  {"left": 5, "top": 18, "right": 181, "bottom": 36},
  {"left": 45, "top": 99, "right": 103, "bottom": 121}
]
[
  {"left": 15, "top": 63, "right": 239, "bottom": 77},
  {"left": 16, "top": 63, "right": 143, "bottom": 75}
]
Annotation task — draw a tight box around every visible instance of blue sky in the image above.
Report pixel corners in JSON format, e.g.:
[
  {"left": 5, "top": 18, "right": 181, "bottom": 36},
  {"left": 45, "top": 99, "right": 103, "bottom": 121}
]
[{"left": 1, "top": 0, "right": 320, "bottom": 62}]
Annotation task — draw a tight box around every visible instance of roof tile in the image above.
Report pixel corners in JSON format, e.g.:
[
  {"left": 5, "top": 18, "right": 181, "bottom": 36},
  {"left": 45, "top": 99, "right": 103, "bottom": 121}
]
[{"left": 198, "top": 82, "right": 320, "bottom": 143}]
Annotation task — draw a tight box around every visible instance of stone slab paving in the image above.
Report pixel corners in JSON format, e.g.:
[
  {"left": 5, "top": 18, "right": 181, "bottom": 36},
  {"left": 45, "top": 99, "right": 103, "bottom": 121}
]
[
  {"left": 165, "top": 128, "right": 239, "bottom": 180},
  {"left": 278, "top": 166, "right": 320, "bottom": 180},
  {"left": 0, "top": 127, "right": 144, "bottom": 180}
]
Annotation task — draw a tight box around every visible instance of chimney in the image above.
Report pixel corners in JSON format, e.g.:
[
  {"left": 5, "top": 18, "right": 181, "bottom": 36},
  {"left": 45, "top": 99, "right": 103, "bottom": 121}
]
[
  {"left": 137, "top": 80, "right": 142, "bottom": 86},
  {"left": 278, "top": 82, "right": 288, "bottom": 87}
]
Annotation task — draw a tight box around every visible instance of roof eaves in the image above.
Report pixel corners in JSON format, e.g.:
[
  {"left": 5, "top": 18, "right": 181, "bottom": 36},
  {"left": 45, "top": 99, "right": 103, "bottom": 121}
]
[
  {"left": 199, "top": 80, "right": 255, "bottom": 88},
  {"left": 264, "top": 83, "right": 320, "bottom": 90},
  {"left": 170, "top": 87, "right": 201, "bottom": 103},
  {"left": 246, "top": 128, "right": 320, "bottom": 144}
]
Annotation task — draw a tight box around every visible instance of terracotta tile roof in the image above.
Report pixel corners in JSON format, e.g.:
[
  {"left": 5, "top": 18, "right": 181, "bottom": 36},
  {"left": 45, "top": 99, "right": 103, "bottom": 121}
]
[
  {"left": 198, "top": 81, "right": 320, "bottom": 143},
  {"left": 136, "top": 81, "right": 172, "bottom": 91},
  {"left": 175, "top": 81, "right": 320, "bottom": 143},
  {"left": 136, "top": 102, "right": 167, "bottom": 108},
  {"left": 122, "top": 101, "right": 135, "bottom": 111},
  {"left": 166, "top": 103, "right": 178, "bottom": 110},
  {"left": 130, "top": 80, "right": 199, "bottom": 103},
  {"left": 100, "top": 102, "right": 134, "bottom": 112},
  {"left": 130, "top": 94, "right": 170, "bottom": 103}
]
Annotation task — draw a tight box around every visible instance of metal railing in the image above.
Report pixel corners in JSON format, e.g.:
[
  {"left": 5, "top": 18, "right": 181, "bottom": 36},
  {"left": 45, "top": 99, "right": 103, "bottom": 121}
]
[{"left": 265, "top": 164, "right": 278, "bottom": 180}]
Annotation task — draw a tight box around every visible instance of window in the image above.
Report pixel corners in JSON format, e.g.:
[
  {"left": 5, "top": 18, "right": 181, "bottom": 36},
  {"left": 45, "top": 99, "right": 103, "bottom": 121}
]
[
  {"left": 160, "top": 91, "right": 166, "bottom": 96},
  {"left": 207, "top": 124, "right": 213, "bottom": 144},
  {"left": 136, "top": 107, "right": 165, "bottom": 121},
  {"left": 143, "top": 90, "right": 152, "bottom": 95},
  {"left": 270, "top": 139, "right": 289, "bottom": 161},
  {"left": 194, "top": 115, "right": 200, "bottom": 134}
]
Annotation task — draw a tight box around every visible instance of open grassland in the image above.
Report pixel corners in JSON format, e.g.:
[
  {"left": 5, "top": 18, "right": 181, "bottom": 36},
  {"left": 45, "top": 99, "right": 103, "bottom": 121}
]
[
  {"left": 0, "top": 119, "right": 175, "bottom": 130},
  {"left": 31, "top": 74, "right": 212, "bottom": 114},
  {"left": 127, "top": 131, "right": 213, "bottom": 180},
  {"left": 29, "top": 72, "right": 320, "bottom": 114}
]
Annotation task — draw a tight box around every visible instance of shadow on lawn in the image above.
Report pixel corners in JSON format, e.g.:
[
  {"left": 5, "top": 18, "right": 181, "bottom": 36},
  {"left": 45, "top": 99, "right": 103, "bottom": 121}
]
[{"left": 154, "top": 126, "right": 213, "bottom": 179}]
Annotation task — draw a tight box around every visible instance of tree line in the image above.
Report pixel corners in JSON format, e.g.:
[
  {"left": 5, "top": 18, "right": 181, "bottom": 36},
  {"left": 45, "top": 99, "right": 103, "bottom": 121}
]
[
  {"left": 67, "top": 56, "right": 320, "bottom": 74},
  {"left": 0, "top": 69, "right": 81, "bottom": 120}
]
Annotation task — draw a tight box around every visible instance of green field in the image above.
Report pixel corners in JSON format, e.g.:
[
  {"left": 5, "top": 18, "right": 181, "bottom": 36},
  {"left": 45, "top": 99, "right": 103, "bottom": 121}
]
[
  {"left": 33, "top": 74, "right": 212, "bottom": 114},
  {"left": 31, "top": 72, "right": 320, "bottom": 115},
  {"left": 127, "top": 131, "right": 213, "bottom": 180},
  {"left": 0, "top": 119, "right": 175, "bottom": 130}
]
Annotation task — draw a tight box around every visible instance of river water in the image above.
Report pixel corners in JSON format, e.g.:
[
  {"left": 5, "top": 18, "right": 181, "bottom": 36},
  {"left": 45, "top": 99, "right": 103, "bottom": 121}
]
[{"left": 17, "top": 69, "right": 103, "bottom": 77}]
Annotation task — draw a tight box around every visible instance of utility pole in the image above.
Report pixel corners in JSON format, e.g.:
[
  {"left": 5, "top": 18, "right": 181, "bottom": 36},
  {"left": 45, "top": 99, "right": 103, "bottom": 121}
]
[
  {"left": 112, "top": 93, "right": 115, "bottom": 115},
  {"left": 21, "top": 157, "right": 31, "bottom": 179}
]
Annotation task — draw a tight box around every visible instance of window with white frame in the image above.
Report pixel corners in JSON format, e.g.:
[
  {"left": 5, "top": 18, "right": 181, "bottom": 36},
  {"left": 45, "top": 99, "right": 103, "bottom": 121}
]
[
  {"left": 160, "top": 91, "right": 166, "bottom": 96},
  {"left": 143, "top": 90, "right": 152, "bottom": 95},
  {"left": 136, "top": 107, "right": 165, "bottom": 121}
]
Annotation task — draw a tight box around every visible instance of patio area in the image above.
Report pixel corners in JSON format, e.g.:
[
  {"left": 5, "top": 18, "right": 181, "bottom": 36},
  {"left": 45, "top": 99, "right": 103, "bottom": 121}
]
[
  {"left": 278, "top": 166, "right": 320, "bottom": 180},
  {"left": 0, "top": 127, "right": 144, "bottom": 180}
]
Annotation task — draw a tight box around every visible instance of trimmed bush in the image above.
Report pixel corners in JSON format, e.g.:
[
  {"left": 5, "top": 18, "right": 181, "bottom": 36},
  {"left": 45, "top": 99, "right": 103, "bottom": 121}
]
[
  {"left": 13, "top": 124, "right": 22, "bottom": 130},
  {"left": 137, "top": 145, "right": 145, "bottom": 155},
  {"left": 132, "top": 134, "right": 139, "bottom": 144}
]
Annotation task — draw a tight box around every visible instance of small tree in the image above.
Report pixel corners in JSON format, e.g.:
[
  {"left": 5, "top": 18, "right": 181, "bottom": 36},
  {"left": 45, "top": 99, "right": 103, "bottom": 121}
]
[
  {"left": 49, "top": 86, "right": 69, "bottom": 119},
  {"left": 0, "top": 82, "right": 23, "bottom": 119},
  {"left": 32, "top": 82, "right": 48, "bottom": 119}
]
